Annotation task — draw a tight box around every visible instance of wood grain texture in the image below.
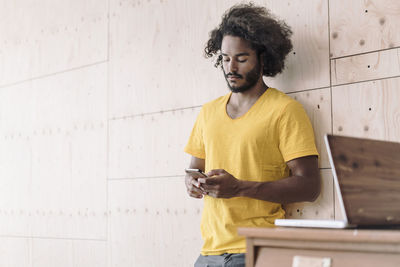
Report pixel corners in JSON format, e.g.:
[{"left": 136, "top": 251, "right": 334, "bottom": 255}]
[
  {"left": 108, "top": 177, "right": 203, "bottom": 267},
  {"left": 255, "top": 247, "right": 400, "bottom": 267},
  {"left": 332, "top": 77, "right": 400, "bottom": 142},
  {"left": 239, "top": 227, "right": 400, "bottom": 267},
  {"left": 329, "top": 0, "right": 400, "bottom": 58},
  {"left": 328, "top": 135, "right": 400, "bottom": 225},
  {"left": 32, "top": 239, "right": 106, "bottom": 267},
  {"left": 284, "top": 169, "right": 334, "bottom": 220},
  {"left": 0, "top": 237, "right": 31, "bottom": 267},
  {"left": 265, "top": 0, "right": 330, "bottom": 92},
  {"left": 108, "top": 0, "right": 227, "bottom": 117},
  {"left": 0, "top": 0, "right": 107, "bottom": 86},
  {"left": 239, "top": 227, "right": 400, "bottom": 244},
  {"left": 288, "top": 87, "right": 332, "bottom": 168},
  {"left": 246, "top": 238, "right": 255, "bottom": 267},
  {"left": 108, "top": 107, "right": 198, "bottom": 179},
  {"left": 331, "top": 48, "right": 400, "bottom": 85},
  {"left": 0, "top": 64, "right": 108, "bottom": 239}
]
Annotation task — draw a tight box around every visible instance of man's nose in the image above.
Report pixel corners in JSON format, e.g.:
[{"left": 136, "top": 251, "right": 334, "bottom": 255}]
[{"left": 228, "top": 60, "right": 238, "bottom": 73}]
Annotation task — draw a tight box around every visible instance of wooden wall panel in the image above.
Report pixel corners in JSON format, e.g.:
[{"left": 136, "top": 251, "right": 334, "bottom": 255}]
[
  {"left": 0, "top": 237, "right": 31, "bottom": 267},
  {"left": 108, "top": 0, "right": 228, "bottom": 117},
  {"left": 0, "top": 137, "right": 32, "bottom": 236},
  {"left": 266, "top": 0, "right": 330, "bottom": 92},
  {"left": 332, "top": 77, "right": 400, "bottom": 142},
  {"left": 0, "top": 64, "right": 107, "bottom": 135},
  {"left": 284, "top": 169, "right": 334, "bottom": 220},
  {"left": 329, "top": 0, "right": 400, "bottom": 58},
  {"left": 288, "top": 87, "right": 331, "bottom": 168},
  {"left": 109, "top": 107, "right": 198, "bottom": 179},
  {"left": 0, "top": 0, "right": 107, "bottom": 86},
  {"left": 331, "top": 48, "right": 400, "bottom": 85},
  {"left": 108, "top": 177, "right": 203, "bottom": 267},
  {"left": 0, "top": 64, "right": 108, "bottom": 239},
  {"left": 32, "top": 239, "right": 106, "bottom": 267}
]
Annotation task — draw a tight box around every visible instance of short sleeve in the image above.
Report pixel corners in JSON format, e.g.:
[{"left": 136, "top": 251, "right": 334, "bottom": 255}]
[
  {"left": 184, "top": 107, "right": 206, "bottom": 159},
  {"left": 278, "top": 101, "right": 319, "bottom": 162}
]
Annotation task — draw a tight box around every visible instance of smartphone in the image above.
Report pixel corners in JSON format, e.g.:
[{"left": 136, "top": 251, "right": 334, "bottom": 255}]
[{"left": 185, "top": 168, "right": 207, "bottom": 177}]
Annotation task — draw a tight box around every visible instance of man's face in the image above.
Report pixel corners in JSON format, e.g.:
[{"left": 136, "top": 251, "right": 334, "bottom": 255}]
[{"left": 221, "top": 35, "right": 262, "bottom": 93}]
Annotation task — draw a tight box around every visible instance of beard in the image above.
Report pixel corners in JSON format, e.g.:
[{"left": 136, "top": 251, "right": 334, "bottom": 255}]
[{"left": 223, "top": 61, "right": 262, "bottom": 93}]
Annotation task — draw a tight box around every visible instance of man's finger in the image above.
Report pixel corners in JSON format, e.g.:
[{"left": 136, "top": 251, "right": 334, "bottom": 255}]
[
  {"left": 189, "top": 192, "right": 203, "bottom": 199},
  {"left": 199, "top": 174, "right": 226, "bottom": 185},
  {"left": 191, "top": 180, "right": 207, "bottom": 193},
  {"left": 198, "top": 177, "right": 219, "bottom": 185},
  {"left": 206, "top": 169, "right": 225, "bottom": 177},
  {"left": 201, "top": 183, "right": 218, "bottom": 192},
  {"left": 191, "top": 179, "right": 201, "bottom": 188},
  {"left": 187, "top": 187, "right": 203, "bottom": 197},
  {"left": 189, "top": 184, "right": 204, "bottom": 194}
]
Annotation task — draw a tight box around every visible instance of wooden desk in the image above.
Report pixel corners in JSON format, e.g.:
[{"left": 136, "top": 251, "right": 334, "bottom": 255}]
[{"left": 238, "top": 227, "right": 400, "bottom": 267}]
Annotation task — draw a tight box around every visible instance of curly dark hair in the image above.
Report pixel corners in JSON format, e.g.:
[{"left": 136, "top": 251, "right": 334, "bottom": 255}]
[{"left": 205, "top": 3, "right": 293, "bottom": 77}]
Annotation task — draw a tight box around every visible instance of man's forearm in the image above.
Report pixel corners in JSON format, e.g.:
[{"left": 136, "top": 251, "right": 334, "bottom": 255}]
[{"left": 238, "top": 175, "right": 320, "bottom": 204}]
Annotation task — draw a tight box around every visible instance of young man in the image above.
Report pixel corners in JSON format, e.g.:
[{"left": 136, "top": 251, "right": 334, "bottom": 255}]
[{"left": 184, "top": 3, "right": 320, "bottom": 267}]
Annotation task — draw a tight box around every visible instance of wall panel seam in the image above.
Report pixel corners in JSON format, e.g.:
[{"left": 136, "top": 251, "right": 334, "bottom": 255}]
[
  {"left": 108, "top": 175, "right": 184, "bottom": 181},
  {"left": 331, "top": 46, "right": 400, "bottom": 60},
  {"left": 286, "top": 86, "right": 331, "bottom": 95},
  {"left": 328, "top": 0, "right": 335, "bottom": 219},
  {"left": 30, "top": 237, "right": 33, "bottom": 267},
  {"left": 106, "top": 0, "right": 111, "bottom": 266},
  {"left": 397, "top": 49, "right": 400, "bottom": 67},
  {"left": 109, "top": 105, "right": 202, "bottom": 120},
  {"left": 0, "top": 60, "right": 108, "bottom": 89},
  {"left": 107, "top": 0, "right": 111, "bottom": 62},
  {"left": 331, "top": 75, "right": 400, "bottom": 88},
  {"left": 0, "top": 235, "right": 107, "bottom": 242}
]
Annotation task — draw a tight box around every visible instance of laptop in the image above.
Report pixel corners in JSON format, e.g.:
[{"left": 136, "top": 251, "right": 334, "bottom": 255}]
[{"left": 275, "top": 134, "right": 400, "bottom": 229}]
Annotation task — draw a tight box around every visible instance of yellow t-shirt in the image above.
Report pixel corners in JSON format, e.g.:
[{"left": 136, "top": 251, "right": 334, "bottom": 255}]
[{"left": 184, "top": 88, "right": 319, "bottom": 255}]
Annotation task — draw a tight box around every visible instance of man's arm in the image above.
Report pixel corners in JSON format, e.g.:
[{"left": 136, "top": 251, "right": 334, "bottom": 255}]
[
  {"left": 185, "top": 156, "right": 206, "bottom": 199},
  {"left": 199, "top": 156, "right": 320, "bottom": 204}
]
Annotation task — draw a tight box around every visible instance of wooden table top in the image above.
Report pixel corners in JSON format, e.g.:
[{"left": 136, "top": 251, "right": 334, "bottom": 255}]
[{"left": 238, "top": 226, "right": 400, "bottom": 244}]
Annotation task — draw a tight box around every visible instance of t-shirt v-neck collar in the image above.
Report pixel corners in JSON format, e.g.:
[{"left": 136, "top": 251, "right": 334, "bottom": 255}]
[{"left": 224, "top": 88, "right": 270, "bottom": 121}]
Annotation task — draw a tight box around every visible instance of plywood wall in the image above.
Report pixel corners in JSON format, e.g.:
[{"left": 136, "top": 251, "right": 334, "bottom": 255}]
[{"left": 0, "top": 0, "right": 399, "bottom": 266}]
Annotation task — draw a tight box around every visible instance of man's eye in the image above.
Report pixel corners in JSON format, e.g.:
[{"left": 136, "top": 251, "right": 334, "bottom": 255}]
[
  {"left": 223, "top": 58, "right": 230, "bottom": 62},
  {"left": 237, "top": 58, "right": 248, "bottom": 63}
]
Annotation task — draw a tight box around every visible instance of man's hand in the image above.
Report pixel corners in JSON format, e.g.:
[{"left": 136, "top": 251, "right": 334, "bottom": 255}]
[
  {"left": 185, "top": 156, "right": 320, "bottom": 203},
  {"left": 185, "top": 156, "right": 206, "bottom": 199},
  {"left": 185, "top": 173, "right": 206, "bottom": 199},
  {"left": 198, "top": 169, "right": 241, "bottom": 198}
]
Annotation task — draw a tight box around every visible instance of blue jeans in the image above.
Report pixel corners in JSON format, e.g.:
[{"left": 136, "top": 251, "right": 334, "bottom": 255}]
[{"left": 194, "top": 253, "right": 245, "bottom": 267}]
